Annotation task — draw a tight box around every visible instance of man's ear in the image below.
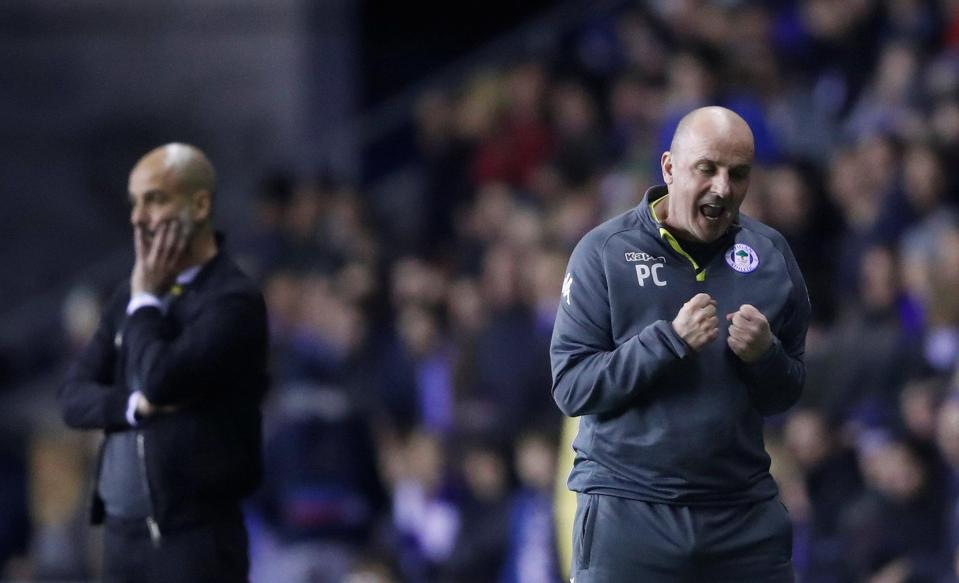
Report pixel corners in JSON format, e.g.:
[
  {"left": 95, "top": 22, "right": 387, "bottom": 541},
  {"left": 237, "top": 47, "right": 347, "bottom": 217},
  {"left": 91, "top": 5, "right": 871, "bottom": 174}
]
[
  {"left": 661, "top": 151, "right": 673, "bottom": 185},
  {"left": 192, "top": 189, "right": 212, "bottom": 223}
]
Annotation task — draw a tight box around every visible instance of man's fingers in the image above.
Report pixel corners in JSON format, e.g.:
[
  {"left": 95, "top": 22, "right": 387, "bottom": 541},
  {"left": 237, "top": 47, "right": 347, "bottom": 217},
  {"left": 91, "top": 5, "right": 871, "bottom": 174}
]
[
  {"left": 687, "top": 293, "right": 714, "bottom": 309},
  {"left": 148, "top": 221, "right": 169, "bottom": 264},
  {"left": 728, "top": 324, "right": 746, "bottom": 343},
  {"left": 726, "top": 305, "right": 766, "bottom": 321},
  {"left": 133, "top": 226, "right": 147, "bottom": 260},
  {"left": 161, "top": 220, "right": 183, "bottom": 265},
  {"left": 727, "top": 335, "right": 743, "bottom": 353},
  {"left": 738, "top": 304, "right": 762, "bottom": 318},
  {"left": 725, "top": 312, "right": 746, "bottom": 326},
  {"left": 675, "top": 294, "right": 723, "bottom": 350},
  {"left": 735, "top": 305, "right": 767, "bottom": 326},
  {"left": 155, "top": 220, "right": 186, "bottom": 269},
  {"left": 730, "top": 311, "right": 762, "bottom": 332}
]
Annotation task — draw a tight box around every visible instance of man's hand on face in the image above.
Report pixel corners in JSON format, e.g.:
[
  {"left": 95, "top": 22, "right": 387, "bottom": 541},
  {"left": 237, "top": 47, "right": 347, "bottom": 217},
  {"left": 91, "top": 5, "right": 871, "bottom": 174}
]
[
  {"left": 131, "top": 220, "right": 188, "bottom": 296},
  {"left": 726, "top": 304, "right": 773, "bottom": 362},
  {"left": 672, "top": 293, "right": 719, "bottom": 351}
]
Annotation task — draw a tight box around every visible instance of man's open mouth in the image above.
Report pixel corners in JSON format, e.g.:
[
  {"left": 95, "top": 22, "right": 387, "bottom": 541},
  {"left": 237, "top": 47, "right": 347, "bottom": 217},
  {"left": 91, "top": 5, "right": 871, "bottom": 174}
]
[{"left": 700, "top": 203, "right": 724, "bottom": 220}]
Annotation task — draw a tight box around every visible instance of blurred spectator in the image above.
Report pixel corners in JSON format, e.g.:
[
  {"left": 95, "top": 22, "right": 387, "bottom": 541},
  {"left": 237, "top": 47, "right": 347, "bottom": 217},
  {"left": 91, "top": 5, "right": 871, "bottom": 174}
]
[
  {"left": 784, "top": 409, "right": 864, "bottom": 582},
  {"left": 826, "top": 143, "right": 885, "bottom": 303},
  {"left": 471, "top": 61, "right": 553, "bottom": 189},
  {"left": 805, "top": 245, "right": 918, "bottom": 420},
  {"left": 548, "top": 79, "right": 605, "bottom": 186},
  {"left": 61, "top": 284, "right": 104, "bottom": 358},
  {"left": 415, "top": 90, "right": 474, "bottom": 255},
  {"left": 606, "top": 72, "right": 664, "bottom": 168},
  {"left": 439, "top": 437, "right": 511, "bottom": 583},
  {"left": 844, "top": 40, "right": 924, "bottom": 139},
  {"left": 236, "top": 171, "right": 295, "bottom": 279},
  {"left": 841, "top": 431, "right": 950, "bottom": 581},
  {"left": 276, "top": 272, "right": 365, "bottom": 386},
  {"left": 924, "top": 227, "right": 959, "bottom": 372},
  {"left": 761, "top": 162, "right": 839, "bottom": 321},
  {"left": 898, "top": 140, "right": 957, "bottom": 261},
  {"left": 391, "top": 429, "right": 460, "bottom": 582},
  {"left": 500, "top": 429, "right": 561, "bottom": 583},
  {"left": 881, "top": 0, "right": 942, "bottom": 49},
  {"left": 936, "top": 393, "right": 959, "bottom": 560},
  {"left": 253, "top": 384, "right": 387, "bottom": 583},
  {"left": 458, "top": 243, "right": 553, "bottom": 438},
  {"left": 900, "top": 376, "right": 946, "bottom": 445},
  {"left": 389, "top": 304, "right": 456, "bottom": 433},
  {"left": 27, "top": 429, "right": 94, "bottom": 581}
]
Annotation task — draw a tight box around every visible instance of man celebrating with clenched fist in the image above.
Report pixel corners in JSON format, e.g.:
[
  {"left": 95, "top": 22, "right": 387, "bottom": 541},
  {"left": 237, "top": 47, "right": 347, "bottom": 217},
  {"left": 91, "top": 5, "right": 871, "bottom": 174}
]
[{"left": 551, "top": 106, "right": 809, "bottom": 583}]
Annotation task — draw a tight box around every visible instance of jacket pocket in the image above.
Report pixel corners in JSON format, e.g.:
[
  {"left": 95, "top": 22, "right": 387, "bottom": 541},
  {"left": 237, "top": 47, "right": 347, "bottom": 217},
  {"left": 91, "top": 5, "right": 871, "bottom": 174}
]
[{"left": 575, "top": 494, "right": 599, "bottom": 570}]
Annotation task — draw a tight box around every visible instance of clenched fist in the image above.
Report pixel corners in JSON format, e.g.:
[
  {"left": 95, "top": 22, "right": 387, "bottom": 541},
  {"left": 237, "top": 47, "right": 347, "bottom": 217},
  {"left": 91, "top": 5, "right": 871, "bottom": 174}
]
[
  {"left": 726, "top": 304, "right": 772, "bottom": 362},
  {"left": 672, "top": 293, "right": 719, "bottom": 351}
]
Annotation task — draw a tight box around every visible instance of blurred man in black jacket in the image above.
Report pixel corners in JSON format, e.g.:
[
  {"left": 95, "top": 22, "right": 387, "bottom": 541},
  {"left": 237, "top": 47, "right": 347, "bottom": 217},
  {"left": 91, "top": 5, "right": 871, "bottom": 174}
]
[{"left": 59, "top": 143, "right": 269, "bottom": 583}]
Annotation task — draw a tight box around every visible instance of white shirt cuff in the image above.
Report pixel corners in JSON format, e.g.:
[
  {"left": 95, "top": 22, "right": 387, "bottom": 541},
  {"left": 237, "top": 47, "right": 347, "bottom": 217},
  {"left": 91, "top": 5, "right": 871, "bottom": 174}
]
[
  {"left": 126, "top": 391, "right": 142, "bottom": 426},
  {"left": 127, "top": 293, "right": 162, "bottom": 315}
]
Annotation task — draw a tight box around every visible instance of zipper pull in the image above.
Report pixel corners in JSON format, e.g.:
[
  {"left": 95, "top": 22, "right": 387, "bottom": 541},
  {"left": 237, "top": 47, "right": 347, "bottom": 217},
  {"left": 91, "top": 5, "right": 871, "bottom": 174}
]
[{"left": 146, "top": 517, "right": 162, "bottom": 548}]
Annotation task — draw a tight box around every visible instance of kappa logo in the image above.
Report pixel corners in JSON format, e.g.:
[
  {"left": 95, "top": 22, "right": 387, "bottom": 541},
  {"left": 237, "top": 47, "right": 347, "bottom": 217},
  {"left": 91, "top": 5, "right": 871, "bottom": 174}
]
[
  {"left": 625, "top": 251, "right": 666, "bottom": 263},
  {"left": 626, "top": 251, "right": 667, "bottom": 286}
]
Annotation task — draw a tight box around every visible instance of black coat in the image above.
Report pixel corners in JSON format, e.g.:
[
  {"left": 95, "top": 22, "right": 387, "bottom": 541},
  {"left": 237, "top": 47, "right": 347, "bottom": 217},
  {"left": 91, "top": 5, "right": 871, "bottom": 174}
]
[{"left": 58, "top": 250, "right": 269, "bottom": 533}]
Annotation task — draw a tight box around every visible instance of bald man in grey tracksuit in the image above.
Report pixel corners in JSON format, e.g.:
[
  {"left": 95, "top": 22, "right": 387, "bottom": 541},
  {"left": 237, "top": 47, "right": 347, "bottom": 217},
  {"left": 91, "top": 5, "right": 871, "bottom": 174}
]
[{"left": 550, "top": 107, "right": 809, "bottom": 582}]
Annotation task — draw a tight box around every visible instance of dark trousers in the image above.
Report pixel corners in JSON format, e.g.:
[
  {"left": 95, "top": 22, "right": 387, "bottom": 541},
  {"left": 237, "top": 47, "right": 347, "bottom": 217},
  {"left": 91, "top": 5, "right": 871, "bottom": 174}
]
[
  {"left": 103, "top": 513, "right": 249, "bottom": 583},
  {"left": 572, "top": 493, "right": 794, "bottom": 583}
]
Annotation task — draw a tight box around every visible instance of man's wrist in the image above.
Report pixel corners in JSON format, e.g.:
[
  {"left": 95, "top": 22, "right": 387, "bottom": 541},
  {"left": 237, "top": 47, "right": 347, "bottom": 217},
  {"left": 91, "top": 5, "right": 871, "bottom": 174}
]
[
  {"left": 127, "top": 293, "right": 162, "bottom": 315},
  {"left": 126, "top": 392, "right": 142, "bottom": 426},
  {"left": 745, "top": 336, "right": 780, "bottom": 366}
]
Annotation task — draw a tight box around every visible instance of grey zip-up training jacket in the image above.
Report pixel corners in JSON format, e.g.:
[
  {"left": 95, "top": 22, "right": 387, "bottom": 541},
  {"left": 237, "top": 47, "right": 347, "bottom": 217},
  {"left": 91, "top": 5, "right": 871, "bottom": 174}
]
[{"left": 550, "top": 186, "right": 810, "bottom": 505}]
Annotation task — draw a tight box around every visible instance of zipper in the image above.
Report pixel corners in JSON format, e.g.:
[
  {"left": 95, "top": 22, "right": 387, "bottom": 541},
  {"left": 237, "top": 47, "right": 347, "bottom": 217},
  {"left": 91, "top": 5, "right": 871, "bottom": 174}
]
[
  {"left": 649, "top": 196, "right": 707, "bottom": 282},
  {"left": 659, "top": 227, "right": 707, "bottom": 282},
  {"left": 136, "top": 432, "right": 162, "bottom": 547}
]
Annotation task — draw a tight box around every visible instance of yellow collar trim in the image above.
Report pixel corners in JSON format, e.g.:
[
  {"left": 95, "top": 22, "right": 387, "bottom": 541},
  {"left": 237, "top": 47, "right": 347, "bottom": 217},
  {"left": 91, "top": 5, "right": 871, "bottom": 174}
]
[
  {"left": 649, "top": 194, "right": 706, "bottom": 282},
  {"left": 650, "top": 195, "right": 667, "bottom": 224}
]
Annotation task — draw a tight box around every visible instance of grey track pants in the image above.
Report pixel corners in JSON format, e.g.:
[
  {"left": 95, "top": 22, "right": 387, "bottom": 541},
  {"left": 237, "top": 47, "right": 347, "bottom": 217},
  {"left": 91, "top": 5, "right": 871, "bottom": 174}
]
[{"left": 571, "top": 493, "right": 794, "bottom": 583}]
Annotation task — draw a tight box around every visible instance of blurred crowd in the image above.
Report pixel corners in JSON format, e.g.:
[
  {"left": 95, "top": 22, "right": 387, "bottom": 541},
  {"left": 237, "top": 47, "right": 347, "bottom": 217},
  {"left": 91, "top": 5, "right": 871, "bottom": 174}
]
[{"left": 4, "top": 0, "right": 959, "bottom": 581}]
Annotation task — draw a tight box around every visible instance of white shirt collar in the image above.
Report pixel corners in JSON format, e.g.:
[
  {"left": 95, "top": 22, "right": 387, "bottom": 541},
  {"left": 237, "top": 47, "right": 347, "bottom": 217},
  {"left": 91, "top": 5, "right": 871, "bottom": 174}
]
[{"left": 176, "top": 265, "right": 202, "bottom": 285}]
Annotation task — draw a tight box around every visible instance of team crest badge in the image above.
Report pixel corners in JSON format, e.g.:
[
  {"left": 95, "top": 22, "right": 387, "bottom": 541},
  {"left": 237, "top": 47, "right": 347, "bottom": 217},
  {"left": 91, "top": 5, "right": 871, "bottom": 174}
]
[{"left": 725, "top": 243, "right": 759, "bottom": 273}]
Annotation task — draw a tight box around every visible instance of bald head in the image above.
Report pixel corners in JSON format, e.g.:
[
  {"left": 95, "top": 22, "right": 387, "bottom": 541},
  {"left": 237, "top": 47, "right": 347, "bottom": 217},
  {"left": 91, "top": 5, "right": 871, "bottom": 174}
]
[
  {"left": 670, "top": 106, "right": 754, "bottom": 157},
  {"left": 128, "top": 143, "right": 218, "bottom": 259},
  {"left": 659, "top": 106, "right": 755, "bottom": 243},
  {"left": 135, "top": 143, "right": 216, "bottom": 199}
]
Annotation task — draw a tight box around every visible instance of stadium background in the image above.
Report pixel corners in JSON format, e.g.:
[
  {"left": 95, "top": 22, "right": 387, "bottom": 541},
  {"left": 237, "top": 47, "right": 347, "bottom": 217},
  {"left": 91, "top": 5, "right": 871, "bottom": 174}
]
[{"left": 2, "top": 0, "right": 959, "bottom": 581}]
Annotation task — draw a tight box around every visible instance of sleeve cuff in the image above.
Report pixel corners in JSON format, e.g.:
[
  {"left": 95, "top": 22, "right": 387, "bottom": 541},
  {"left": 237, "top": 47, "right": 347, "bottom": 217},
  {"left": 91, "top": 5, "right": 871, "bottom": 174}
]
[
  {"left": 126, "top": 391, "right": 142, "bottom": 426},
  {"left": 742, "top": 336, "right": 784, "bottom": 374},
  {"left": 652, "top": 319, "right": 691, "bottom": 359},
  {"left": 127, "top": 293, "right": 162, "bottom": 315}
]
